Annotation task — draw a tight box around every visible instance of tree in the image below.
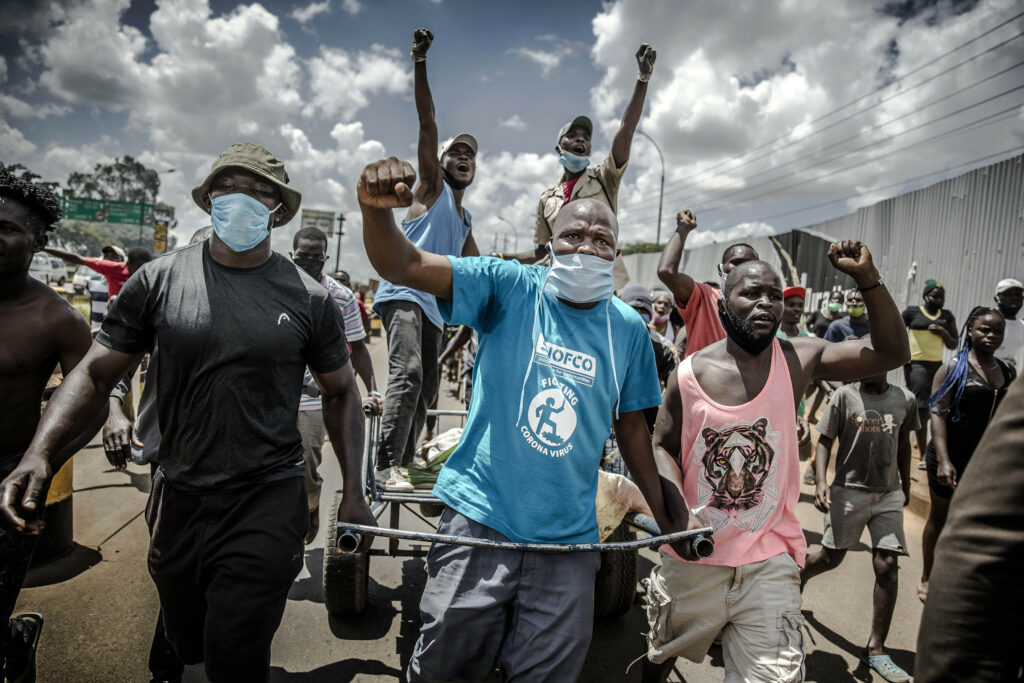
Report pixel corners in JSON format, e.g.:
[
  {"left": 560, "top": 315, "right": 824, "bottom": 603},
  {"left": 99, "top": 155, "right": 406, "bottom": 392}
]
[
  {"left": 0, "top": 162, "right": 60, "bottom": 193},
  {"left": 66, "top": 156, "right": 160, "bottom": 204},
  {"left": 65, "top": 156, "right": 176, "bottom": 251}
]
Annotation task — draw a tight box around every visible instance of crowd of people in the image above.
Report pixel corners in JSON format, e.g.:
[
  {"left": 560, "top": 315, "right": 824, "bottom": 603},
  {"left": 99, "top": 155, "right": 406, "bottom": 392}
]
[{"left": 0, "top": 26, "right": 1021, "bottom": 683}]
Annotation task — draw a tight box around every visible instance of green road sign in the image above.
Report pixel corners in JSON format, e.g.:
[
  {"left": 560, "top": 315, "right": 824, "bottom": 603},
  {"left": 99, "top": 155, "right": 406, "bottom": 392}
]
[
  {"left": 62, "top": 197, "right": 107, "bottom": 222},
  {"left": 59, "top": 197, "right": 155, "bottom": 225},
  {"left": 106, "top": 200, "right": 155, "bottom": 225}
]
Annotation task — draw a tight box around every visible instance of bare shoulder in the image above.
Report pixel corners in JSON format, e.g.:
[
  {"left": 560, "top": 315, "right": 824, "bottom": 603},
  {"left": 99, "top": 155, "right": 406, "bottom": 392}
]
[{"left": 35, "top": 284, "right": 90, "bottom": 338}]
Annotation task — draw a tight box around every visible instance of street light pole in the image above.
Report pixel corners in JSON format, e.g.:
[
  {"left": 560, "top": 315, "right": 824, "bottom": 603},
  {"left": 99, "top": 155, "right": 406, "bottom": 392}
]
[
  {"left": 635, "top": 130, "right": 665, "bottom": 245},
  {"left": 335, "top": 213, "right": 346, "bottom": 270},
  {"left": 496, "top": 215, "right": 519, "bottom": 253}
]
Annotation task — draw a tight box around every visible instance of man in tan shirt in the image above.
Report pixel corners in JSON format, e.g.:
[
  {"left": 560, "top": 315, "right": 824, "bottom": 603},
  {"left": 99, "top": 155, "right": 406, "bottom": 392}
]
[{"left": 502, "top": 44, "right": 657, "bottom": 265}]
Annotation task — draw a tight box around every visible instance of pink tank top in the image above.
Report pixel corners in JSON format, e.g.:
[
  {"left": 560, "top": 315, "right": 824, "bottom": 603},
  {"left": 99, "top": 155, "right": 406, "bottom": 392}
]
[{"left": 668, "top": 338, "right": 806, "bottom": 568}]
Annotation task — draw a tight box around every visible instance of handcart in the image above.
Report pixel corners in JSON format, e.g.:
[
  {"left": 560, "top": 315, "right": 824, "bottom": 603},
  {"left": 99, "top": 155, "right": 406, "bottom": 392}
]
[{"left": 323, "top": 409, "right": 713, "bottom": 617}]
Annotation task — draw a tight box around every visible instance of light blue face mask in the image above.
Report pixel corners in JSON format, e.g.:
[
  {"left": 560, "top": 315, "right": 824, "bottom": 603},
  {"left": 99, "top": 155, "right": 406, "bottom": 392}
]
[
  {"left": 210, "top": 193, "right": 280, "bottom": 253},
  {"left": 543, "top": 248, "right": 615, "bottom": 303},
  {"left": 558, "top": 150, "right": 590, "bottom": 174}
]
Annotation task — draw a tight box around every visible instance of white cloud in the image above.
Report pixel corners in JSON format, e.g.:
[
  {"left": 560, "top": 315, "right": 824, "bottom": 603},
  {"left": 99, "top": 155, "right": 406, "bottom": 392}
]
[
  {"left": 341, "top": 0, "right": 361, "bottom": 15},
  {"left": 291, "top": 0, "right": 330, "bottom": 24},
  {"left": 587, "top": 0, "right": 1023, "bottom": 240},
  {"left": 510, "top": 46, "right": 574, "bottom": 79},
  {"left": 0, "top": 120, "right": 37, "bottom": 159},
  {"left": 305, "top": 44, "right": 410, "bottom": 120},
  {"left": 499, "top": 115, "right": 527, "bottom": 130},
  {"left": 0, "top": 94, "right": 71, "bottom": 119}
]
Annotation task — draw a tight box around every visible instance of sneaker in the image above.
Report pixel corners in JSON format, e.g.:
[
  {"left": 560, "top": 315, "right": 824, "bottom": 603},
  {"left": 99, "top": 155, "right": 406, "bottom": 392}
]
[
  {"left": 862, "top": 653, "right": 910, "bottom": 683},
  {"left": 6, "top": 612, "right": 43, "bottom": 683},
  {"left": 381, "top": 466, "right": 414, "bottom": 493},
  {"left": 917, "top": 460, "right": 927, "bottom": 470},
  {"left": 305, "top": 506, "right": 319, "bottom": 545}
]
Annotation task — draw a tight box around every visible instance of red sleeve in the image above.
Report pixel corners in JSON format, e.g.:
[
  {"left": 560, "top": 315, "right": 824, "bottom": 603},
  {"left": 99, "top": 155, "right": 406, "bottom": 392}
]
[
  {"left": 676, "top": 282, "right": 727, "bottom": 357},
  {"left": 84, "top": 258, "right": 123, "bottom": 278}
]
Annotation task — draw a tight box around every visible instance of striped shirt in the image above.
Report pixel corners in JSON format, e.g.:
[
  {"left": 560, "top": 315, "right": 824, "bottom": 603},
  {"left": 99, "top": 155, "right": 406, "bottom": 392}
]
[{"left": 299, "top": 275, "right": 365, "bottom": 411}]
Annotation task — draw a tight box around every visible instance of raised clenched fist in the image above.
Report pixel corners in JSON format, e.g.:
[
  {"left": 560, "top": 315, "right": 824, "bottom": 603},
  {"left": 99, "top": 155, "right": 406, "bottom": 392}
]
[
  {"left": 636, "top": 43, "right": 656, "bottom": 81},
  {"left": 357, "top": 158, "right": 417, "bottom": 211},
  {"left": 676, "top": 209, "right": 697, "bottom": 233},
  {"left": 411, "top": 28, "right": 433, "bottom": 63},
  {"left": 827, "top": 240, "right": 878, "bottom": 284}
]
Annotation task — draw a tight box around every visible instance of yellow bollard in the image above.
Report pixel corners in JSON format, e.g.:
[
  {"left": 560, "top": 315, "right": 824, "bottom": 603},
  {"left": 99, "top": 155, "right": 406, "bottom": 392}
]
[{"left": 30, "top": 457, "right": 75, "bottom": 566}]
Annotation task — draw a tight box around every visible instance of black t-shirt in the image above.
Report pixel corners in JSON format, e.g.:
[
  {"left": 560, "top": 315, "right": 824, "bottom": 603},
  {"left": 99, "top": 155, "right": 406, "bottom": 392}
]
[{"left": 98, "top": 242, "right": 349, "bottom": 491}]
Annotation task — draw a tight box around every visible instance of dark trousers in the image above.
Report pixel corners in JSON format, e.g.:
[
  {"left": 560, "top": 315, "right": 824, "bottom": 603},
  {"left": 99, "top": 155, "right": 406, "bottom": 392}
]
[
  {"left": 146, "top": 471, "right": 306, "bottom": 682},
  {"left": 0, "top": 457, "right": 38, "bottom": 671},
  {"left": 376, "top": 300, "right": 442, "bottom": 470}
]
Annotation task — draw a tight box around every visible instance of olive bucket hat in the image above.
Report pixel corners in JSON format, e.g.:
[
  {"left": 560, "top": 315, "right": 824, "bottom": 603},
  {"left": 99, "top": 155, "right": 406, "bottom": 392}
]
[{"left": 191, "top": 142, "right": 302, "bottom": 226}]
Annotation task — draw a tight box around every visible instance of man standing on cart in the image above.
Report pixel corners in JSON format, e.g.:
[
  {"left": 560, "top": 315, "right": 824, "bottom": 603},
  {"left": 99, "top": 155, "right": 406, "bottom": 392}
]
[
  {"left": 372, "top": 28, "right": 480, "bottom": 493},
  {"left": 359, "top": 156, "right": 702, "bottom": 682}
]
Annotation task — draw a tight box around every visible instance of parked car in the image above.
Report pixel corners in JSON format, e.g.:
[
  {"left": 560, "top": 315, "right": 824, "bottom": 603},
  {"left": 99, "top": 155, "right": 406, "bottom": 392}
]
[
  {"left": 29, "top": 253, "right": 52, "bottom": 284},
  {"left": 72, "top": 265, "right": 94, "bottom": 293},
  {"left": 49, "top": 258, "right": 68, "bottom": 286}
]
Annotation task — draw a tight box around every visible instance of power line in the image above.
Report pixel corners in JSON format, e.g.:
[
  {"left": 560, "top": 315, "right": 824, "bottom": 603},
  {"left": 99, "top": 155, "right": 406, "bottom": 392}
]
[
  {"left": 620, "top": 145, "right": 1024, "bottom": 242},
  {"left": 679, "top": 84, "right": 1024, "bottom": 211},
  {"left": 623, "top": 13, "right": 1024, "bottom": 209},
  {"left": 620, "top": 103, "right": 1021, "bottom": 224},
  {"left": 693, "top": 102, "right": 1023, "bottom": 215},
  {"left": 623, "top": 44, "right": 1024, "bottom": 213},
  {"left": 620, "top": 86, "right": 1024, "bottom": 223}
]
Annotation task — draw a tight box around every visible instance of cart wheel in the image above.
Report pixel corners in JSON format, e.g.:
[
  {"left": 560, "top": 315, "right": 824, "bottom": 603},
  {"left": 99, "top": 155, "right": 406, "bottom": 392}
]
[
  {"left": 593, "top": 523, "right": 637, "bottom": 618},
  {"left": 323, "top": 490, "right": 370, "bottom": 615},
  {"left": 419, "top": 502, "right": 445, "bottom": 517}
]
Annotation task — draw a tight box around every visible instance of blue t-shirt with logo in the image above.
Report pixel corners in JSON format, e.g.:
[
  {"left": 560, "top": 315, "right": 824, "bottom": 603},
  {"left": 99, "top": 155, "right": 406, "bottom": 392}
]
[
  {"left": 373, "top": 181, "right": 471, "bottom": 330},
  {"left": 433, "top": 256, "right": 662, "bottom": 543}
]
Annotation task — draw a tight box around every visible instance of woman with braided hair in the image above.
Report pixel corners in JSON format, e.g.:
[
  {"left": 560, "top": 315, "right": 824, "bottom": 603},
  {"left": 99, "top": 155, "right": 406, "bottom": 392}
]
[{"left": 919, "top": 306, "right": 1015, "bottom": 602}]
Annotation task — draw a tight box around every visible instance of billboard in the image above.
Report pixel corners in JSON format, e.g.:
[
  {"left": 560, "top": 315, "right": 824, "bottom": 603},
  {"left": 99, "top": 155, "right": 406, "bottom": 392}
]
[{"left": 300, "top": 209, "right": 335, "bottom": 236}]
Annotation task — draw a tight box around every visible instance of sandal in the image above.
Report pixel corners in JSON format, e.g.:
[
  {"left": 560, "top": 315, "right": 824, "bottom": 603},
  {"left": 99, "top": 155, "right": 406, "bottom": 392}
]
[
  {"left": 6, "top": 612, "right": 43, "bottom": 683},
  {"left": 918, "top": 580, "right": 928, "bottom": 603},
  {"left": 862, "top": 653, "right": 910, "bottom": 683}
]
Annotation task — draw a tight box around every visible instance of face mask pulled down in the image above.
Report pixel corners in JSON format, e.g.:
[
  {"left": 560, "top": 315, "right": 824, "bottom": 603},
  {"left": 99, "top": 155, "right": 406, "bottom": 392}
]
[
  {"left": 211, "top": 193, "right": 280, "bottom": 253},
  {"left": 717, "top": 299, "right": 779, "bottom": 356},
  {"left": 558, "top": 150, "right": 590, "bottom": 174}
]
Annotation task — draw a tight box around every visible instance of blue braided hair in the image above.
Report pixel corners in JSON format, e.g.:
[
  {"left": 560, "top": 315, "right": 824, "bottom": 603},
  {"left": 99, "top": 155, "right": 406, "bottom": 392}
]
[{"left": 927, "top": 306, "right": 1003, "bottom": 422}]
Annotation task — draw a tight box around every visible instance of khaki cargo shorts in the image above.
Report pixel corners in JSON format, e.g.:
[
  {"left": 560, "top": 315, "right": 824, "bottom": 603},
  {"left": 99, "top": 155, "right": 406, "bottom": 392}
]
[{"left": 644, "top": 551, "right": 805, "bottom": 683}]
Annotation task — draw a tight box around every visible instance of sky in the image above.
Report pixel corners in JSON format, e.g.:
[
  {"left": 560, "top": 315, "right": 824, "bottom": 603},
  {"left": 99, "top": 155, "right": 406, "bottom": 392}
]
[{"left": 1, "top": 0, "right": 1022, "bottom": 282}]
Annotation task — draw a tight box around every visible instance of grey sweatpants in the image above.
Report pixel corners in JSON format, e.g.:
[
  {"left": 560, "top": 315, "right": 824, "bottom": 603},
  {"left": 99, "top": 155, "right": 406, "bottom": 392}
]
[
  {"left": 408, "top": 508, "right": 601, "bottom": 683},
  {"left": 377, "top": 300, "right": 442, "bottom": 470}
]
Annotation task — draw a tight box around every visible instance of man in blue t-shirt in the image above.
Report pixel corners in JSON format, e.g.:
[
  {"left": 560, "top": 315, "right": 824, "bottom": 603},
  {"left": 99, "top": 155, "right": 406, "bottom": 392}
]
[
  {"left": 372, "top": 29, "right": 480, "bottom": 493},
  {"left": 359, "top": 156, "right": 702, "bottom": 682}
]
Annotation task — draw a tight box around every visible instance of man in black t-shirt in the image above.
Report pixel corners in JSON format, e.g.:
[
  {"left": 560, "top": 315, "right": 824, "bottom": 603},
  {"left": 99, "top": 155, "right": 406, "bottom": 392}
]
[{"left": 0, "top": 143, "right": 374, "bottom": 682}]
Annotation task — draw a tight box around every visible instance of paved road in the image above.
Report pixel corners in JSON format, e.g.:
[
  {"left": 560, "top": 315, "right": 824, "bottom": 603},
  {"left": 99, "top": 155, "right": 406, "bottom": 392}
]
[{"left": 16, "top": 333, "right": 928, "bottom": 681}]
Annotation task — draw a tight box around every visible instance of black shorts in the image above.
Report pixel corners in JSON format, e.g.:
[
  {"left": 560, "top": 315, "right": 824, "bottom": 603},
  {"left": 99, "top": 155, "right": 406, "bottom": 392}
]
[
  {"left": 146, "top": 471, "right": 306, "bottom": 681},
  {"left": 904, "top": 361, "right": 942, "bottom": 408}
]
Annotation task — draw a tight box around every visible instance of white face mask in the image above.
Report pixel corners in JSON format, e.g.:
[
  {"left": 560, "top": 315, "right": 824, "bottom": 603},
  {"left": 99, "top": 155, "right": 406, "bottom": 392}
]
[{"left": 543, "top": 248, "right": 615, "bottom": 303}]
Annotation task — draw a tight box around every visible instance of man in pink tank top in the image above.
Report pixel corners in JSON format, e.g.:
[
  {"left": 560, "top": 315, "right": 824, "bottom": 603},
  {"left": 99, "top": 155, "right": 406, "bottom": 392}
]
[{"left": 642, "top": 241, "right": 910, "bottom": 683}]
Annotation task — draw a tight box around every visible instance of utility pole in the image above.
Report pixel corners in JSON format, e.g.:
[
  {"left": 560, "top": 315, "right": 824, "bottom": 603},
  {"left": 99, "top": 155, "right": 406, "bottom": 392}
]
[
  {"left": 635, "top": 130, "right": 665, "bottom": 244},
  {"left": 335, "top": 213, "right": 346, "bottom": 270}
]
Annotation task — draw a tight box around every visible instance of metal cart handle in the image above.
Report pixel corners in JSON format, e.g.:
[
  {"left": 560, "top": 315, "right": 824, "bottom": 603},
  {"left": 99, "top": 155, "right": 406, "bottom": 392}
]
[{"left": 336, "top": 521, "right": 713, "bottom": 557}]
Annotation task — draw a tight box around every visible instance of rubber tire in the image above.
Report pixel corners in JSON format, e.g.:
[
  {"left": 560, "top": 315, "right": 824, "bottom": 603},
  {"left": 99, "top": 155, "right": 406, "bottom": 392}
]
[
  {"left": 56, "top": 277, "right": 65, "bottom": 286},
  {"left": 323, "top": 490, "right": 370, "bottom": 615},
  {"left": 419, "top": 502, "right": 445, "bottom": 517},
  {"left": 593, "top": 523, "right": 638, "bottom": 618}
]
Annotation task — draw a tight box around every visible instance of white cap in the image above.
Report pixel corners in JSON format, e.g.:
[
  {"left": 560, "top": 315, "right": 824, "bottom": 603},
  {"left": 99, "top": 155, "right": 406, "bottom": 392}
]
[{"left": 996, "top": 278, "right": 1023, "bottom": 295}]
